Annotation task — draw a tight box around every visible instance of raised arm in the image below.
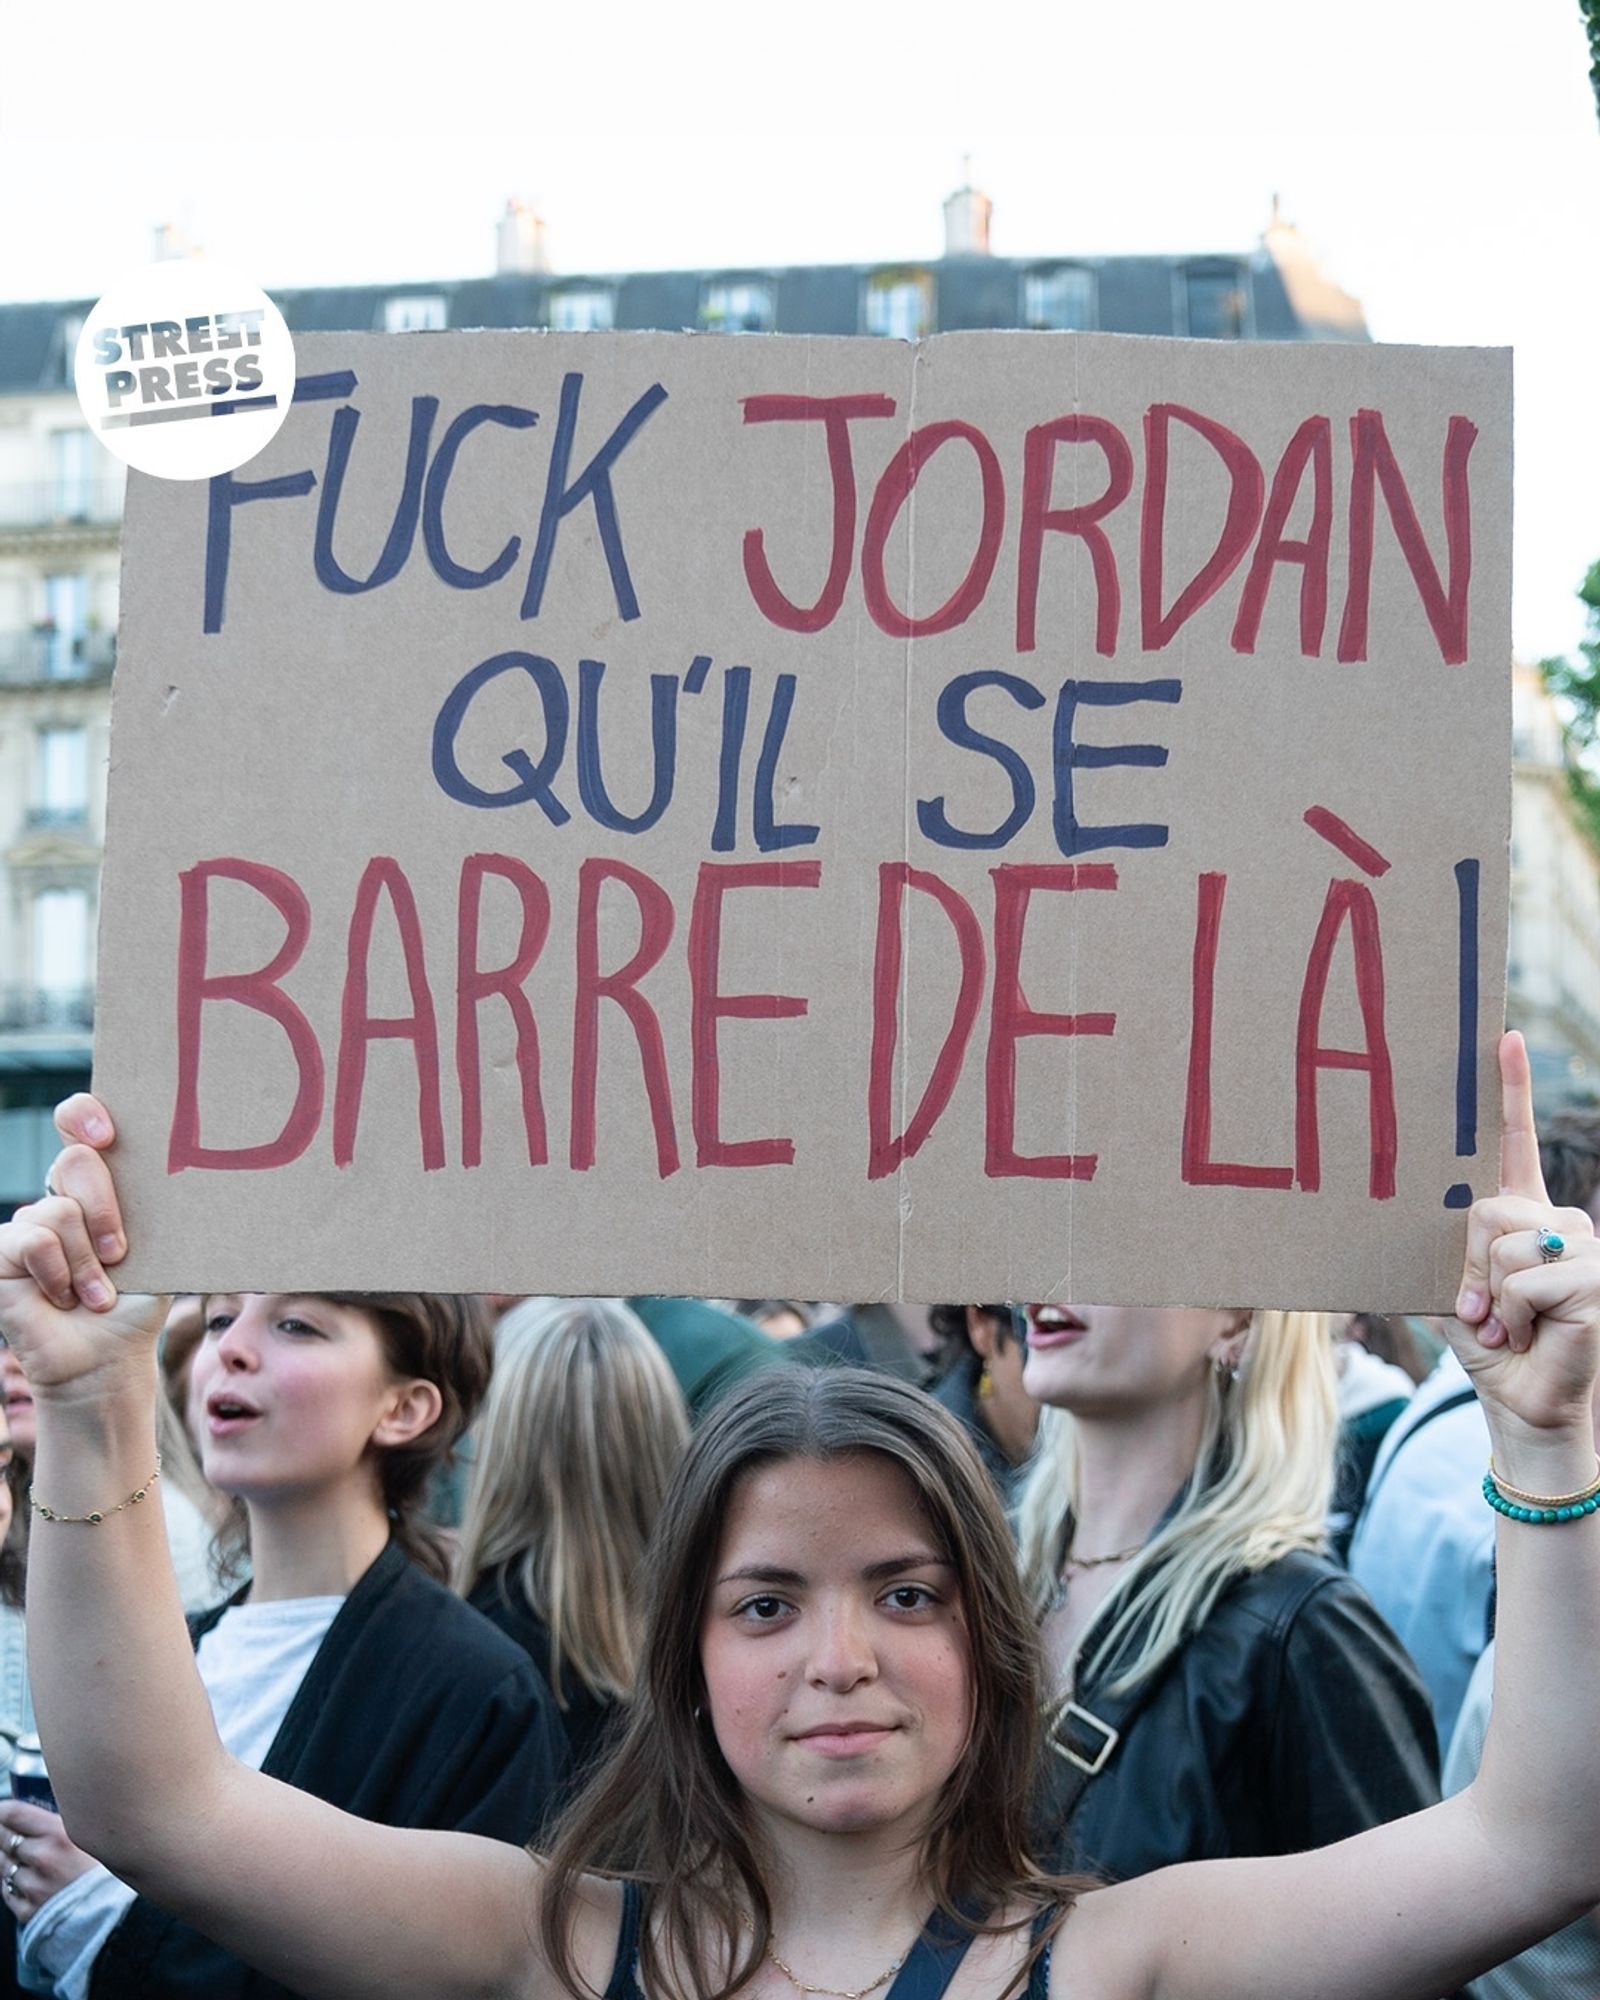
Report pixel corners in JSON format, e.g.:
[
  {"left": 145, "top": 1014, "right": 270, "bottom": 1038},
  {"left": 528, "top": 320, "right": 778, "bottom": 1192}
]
[
  {"left": 1057, "top": 1034, "right": 1600, "bottom": 2000},
  {"left": 0, "top": 1101, "right": 602, "bottom": 2000}
]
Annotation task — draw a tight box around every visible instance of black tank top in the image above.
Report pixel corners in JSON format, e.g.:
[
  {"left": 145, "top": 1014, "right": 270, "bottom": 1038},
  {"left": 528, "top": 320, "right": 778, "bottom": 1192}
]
[{"left": 602, "top": 1881, "right": 1055, "bottom": 2000}]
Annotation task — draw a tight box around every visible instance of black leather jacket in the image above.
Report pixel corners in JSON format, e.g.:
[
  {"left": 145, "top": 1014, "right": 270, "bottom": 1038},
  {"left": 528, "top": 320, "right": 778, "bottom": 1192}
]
[{"left": 1042, "top": 1547, "right": 1440, "bottom": 1883}]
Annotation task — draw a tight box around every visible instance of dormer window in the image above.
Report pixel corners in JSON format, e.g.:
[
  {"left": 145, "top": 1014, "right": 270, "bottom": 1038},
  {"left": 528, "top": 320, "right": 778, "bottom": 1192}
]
[
  {"left": 863, "top": 270, "right": 933, "bottom": 340},
  {"left": 1183, "top": 265, "right": 1252, "bottom": 339},
  {"left": 548, "top": 285, "right": 616, "bottom": 332},
  {"left": 700, "top": 279, "right": 776, "bottom": 333},
  {"left": 52, "top": 314, "right": 84, "bottom": 387},
  {"left": 382, "top": 295, "right": 448, "bottom": 333},
  {"left": 1022, "top": 266, "right": 1096, "bottom": 331}
]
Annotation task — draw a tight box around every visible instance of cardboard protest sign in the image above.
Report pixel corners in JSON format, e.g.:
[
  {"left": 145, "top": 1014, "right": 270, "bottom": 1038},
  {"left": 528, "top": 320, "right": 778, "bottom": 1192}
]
[{"left": 97, "top": 331, "right": 1511, "bottom": 1307}]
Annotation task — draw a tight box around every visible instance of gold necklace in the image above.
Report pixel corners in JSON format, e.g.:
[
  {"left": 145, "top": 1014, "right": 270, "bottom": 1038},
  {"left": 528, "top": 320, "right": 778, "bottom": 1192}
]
[{"left": 764, "top": 1936, "right": 912, "bottom": 2000}]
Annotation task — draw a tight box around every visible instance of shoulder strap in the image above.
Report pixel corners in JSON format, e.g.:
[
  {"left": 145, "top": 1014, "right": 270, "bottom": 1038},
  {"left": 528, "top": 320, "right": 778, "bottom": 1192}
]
[
  {"left": 604, "top": 1881, "right": 646, "bottom": 2000},
  {"left": 1358, "top": 1383, "right": 1479, "bottom": 1515},
  {"left": 1037, "top": 1479, "right": 1194, "bottom": 1817},
  {"left": 1025, "top": 1904, "right": 1057, "bottom": 2000},
  {"left": 882, "top": 1905, "right": 979, "bottom": 2000},
  {"left": 1041, "top": 1643, "right": 1174, "bottom": 1826}
]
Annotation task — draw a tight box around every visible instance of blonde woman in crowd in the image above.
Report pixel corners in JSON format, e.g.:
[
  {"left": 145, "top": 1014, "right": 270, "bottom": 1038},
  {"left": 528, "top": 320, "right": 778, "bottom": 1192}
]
[
  {"left": 1016, "top": 1304, "right": 1439, "bottom": 1878},
  {"left": 456, "top": 1297, "right": 690, "bottom": 1783}
]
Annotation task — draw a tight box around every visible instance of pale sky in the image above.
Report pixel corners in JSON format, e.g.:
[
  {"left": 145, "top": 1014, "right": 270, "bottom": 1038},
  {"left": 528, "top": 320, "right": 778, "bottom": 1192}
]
[{"left": 4, "top": 0, "right": 1596, "bottom": 662}]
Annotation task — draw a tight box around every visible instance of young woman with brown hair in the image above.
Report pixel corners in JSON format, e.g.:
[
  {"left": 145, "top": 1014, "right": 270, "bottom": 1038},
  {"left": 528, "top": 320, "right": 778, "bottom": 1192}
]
[
  {"left": 0, "top": 1037, "right": 1598, "bottom": 2000},
  {"left": 0, "top": 1286, "right": 567, "bottom": 1999}
]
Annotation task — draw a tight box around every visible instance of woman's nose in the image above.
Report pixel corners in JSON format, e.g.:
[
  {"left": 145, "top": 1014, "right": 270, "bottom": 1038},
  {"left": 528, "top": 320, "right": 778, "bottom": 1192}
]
[
  {"left": 806, "top": 1602, "right": 878, "bottom": 1690},
  {"left": 214, "top": 1308, "right": 262, "bottom": 1369}
]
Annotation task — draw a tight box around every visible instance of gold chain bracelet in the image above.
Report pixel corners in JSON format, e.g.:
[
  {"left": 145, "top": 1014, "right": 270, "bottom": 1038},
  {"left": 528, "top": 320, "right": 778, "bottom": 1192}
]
[
  {"left": 30, "top": 1454, "right": 162, "bottom": 1526},
  {"left": 1487, "top": 1456, "right": 1600, "bottom": 1510}
]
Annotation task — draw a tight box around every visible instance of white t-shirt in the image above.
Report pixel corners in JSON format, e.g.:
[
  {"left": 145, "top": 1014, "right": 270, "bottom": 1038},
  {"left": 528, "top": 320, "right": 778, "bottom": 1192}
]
[{"left": 18, "top": 1593, "right": 343, "bottom": 1999}]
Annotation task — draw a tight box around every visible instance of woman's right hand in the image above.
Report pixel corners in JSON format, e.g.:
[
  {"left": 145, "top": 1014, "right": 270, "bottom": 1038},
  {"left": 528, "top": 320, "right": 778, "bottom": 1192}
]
[
  {"left": 0, "top": 1801, "right": 99, "bottom": 1928},
  {"left": 0, "top": 1096, "right": 166, "bottom": 1397}
]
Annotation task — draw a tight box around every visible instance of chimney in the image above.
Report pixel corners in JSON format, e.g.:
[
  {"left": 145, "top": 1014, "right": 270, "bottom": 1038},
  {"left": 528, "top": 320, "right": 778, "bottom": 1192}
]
[
  {"left": 1257, "top": 198, "right": 1369, "bottom": 341},
  {"left": 942, "top": 164, "right": 992, "bottom": 258},
  {"left": 497, "top": 197, "right": 550, "bottom": 276},
  {"left": 152, "top": 221, "right": 200, "bottom": 262}
]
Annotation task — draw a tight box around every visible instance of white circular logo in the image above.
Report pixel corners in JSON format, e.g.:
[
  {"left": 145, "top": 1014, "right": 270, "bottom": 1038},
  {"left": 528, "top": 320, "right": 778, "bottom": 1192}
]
[{"left": 73, "top": 260, "right": 296, "bottom": 480}]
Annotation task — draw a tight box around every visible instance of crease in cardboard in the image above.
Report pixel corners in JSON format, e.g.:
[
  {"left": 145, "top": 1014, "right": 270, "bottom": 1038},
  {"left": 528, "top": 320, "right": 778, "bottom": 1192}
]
[
  {"left": 893, "top": 340, "right": 924, "bottom": 1303},
  {"left": 1063, "top": 333, "right": 1082, "bottom": 1305}
]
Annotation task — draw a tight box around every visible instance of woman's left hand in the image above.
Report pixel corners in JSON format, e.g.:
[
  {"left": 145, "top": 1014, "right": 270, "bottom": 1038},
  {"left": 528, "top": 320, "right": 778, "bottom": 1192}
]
[
  {"left": 1449, "top": 1032, "right": 1600, "bottom": 1450},
  {"left": 0, "top": 1799, "right": 98, "bottom": 1925}
]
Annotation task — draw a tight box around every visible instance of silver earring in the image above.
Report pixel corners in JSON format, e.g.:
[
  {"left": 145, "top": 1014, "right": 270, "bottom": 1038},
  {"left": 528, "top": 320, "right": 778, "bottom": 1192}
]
[{"left": 1212, "top": 1354, "right": 1240, "bottom": 1386}]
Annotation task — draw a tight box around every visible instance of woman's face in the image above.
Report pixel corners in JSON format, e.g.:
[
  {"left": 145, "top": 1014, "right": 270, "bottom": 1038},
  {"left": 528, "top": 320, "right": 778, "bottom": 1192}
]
[
  {"left": 1021, "top": 1303, "right": 1243, "bottom": 1417},
  {"left": 191, "top": 1295, "right": 433, "bottom": 1505},
  {"left": 699, "top": 1453, "right": 972, "bottom": 1845},
  {"left": 0, "top": 1410, "right": 14, "bottom": 1548}
]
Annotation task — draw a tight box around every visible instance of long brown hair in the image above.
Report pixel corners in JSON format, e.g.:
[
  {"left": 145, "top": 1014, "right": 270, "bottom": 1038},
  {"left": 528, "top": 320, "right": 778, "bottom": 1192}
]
[
  {"left": 540, "top": 1367, "right": 1086, "bottom": 2000},
  {"left": 210, "top": 1293, "right": 493, "bottom": 1584},
  {"left": 0, "top": 1460, "right": 24, "bottom": 1612}
]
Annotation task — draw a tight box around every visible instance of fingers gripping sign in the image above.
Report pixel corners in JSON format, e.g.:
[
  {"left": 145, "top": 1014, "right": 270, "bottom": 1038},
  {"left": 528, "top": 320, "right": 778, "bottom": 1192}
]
[
  {"left": 52, "top": 1093, "right": 124, "bottom": 1265},
  {"left": 0, "top": 1096, "right": 167, "bottom": 1397},
  {"left": 1449, "top": 1032, "right": 1599, "bottom": 1434}
]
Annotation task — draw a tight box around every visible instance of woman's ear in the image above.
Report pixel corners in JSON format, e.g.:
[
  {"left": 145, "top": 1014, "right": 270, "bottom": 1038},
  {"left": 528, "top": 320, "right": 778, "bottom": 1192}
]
[
  {"left": 371, "top": 1378, "right": 444, "bottom": 1450},
  {"left": 965, "top": 1305, "right": 1001, "bottom": 1360},
  {"left": 1206, "top": 1309, "right": 1254, "bottom": 1373}
]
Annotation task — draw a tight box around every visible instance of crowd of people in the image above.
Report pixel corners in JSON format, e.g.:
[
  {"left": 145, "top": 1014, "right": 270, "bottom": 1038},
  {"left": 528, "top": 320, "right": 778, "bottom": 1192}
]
[{"left": 0, "top": 1037, "right": 1592, "bottom": 1999}]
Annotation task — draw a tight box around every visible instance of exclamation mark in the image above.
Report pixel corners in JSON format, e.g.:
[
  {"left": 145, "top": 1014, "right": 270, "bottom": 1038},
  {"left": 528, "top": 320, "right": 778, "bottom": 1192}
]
[{"left": 1444, "top": 858, "right": 1479, "bottom": 1210}]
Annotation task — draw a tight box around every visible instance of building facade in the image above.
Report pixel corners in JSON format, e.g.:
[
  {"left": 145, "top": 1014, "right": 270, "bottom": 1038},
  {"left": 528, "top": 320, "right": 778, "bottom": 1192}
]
[
  {"left": 0, "top": 191, "right": 1380, "bottom": 1211},
  {"left": 1507, "top": 661, "right": 1600, "bottom": 1106},
  {"left": 0, "top": 301, "right": 122, "bottom": 1208}
]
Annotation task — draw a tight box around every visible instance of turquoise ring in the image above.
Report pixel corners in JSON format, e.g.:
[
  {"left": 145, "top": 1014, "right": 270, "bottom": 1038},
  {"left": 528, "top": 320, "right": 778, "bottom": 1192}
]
[{"left": 1535, "top": 1227, "right": 1566, "bottom": 1264}]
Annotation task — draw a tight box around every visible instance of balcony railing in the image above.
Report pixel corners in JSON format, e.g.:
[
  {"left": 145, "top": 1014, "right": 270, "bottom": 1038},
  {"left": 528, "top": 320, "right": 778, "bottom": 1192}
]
[
  {"left": 22, "top": 806, "right": 90, "bottom": 833},
  {"left": 0, "top": 986, "right": 94, "bottom": 1034},
  {"left": 0, "top": 630, "right": 115, "bottom": 686},
  {"left": 0, "top": 481, "right": 123, "bottom": 529}
]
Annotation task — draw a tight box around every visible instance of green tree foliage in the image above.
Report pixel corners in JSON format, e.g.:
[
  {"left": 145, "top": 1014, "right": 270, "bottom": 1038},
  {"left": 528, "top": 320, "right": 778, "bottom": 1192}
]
[
  {"left": 1540, "top": 559, "right": 1600, "bottom": 848},
  {"left": 1585, "top": 0, "right": 1600, "bottom": 124}
]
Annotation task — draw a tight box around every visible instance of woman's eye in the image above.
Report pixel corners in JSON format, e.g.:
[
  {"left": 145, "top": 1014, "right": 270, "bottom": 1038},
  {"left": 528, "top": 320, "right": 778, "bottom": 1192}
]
[
  {"left": 736, "top": 1595, "right": 789, "bottom": 1623},
  {"left": 277, "top": 1318, "right": 323, "bottom": 1338},
  {"left": 203, "top": 1314, "right": 233, "bottom": 1338},
  {"left": 884, "top": 1585, "right": 937, "bottom": 1612}
]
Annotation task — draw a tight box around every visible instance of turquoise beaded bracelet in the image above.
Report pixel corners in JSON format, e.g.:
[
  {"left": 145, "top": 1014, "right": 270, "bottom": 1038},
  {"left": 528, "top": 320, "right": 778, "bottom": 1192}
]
[{"left": 1482, "top": 1472, "right": 1600, "bottom": 1525}]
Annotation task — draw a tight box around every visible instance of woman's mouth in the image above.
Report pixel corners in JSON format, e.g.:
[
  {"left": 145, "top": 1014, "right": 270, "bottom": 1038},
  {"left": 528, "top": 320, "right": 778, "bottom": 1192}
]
[
  {"left": 793, "top": 1722, "right": 898, "bottom": 1758},
  {"left": 1026, "top": 1306, "right": 1089, "bottom": 1349},
  {"left": 206, "top": 1396, "right": 262, "bottom": 1438}
]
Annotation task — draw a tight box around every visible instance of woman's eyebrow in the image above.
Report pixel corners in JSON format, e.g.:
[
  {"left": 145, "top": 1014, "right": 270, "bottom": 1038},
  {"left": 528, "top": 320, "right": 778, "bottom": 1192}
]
[
  {"left": 715, "top": 1552, "right": 954, "bottom": 1588},
  {"left": 712, "top": 1552, "right": 952, "bottom": 1584},
  {"left": 861, "top": 1553, "right": 953, "bottom": 1581}
]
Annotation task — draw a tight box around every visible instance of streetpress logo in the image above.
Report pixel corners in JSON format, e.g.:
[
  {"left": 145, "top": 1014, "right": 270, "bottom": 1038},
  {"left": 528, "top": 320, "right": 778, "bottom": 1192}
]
[{"left": 75, "top": 260, "right": 296, "bottom": 479}]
